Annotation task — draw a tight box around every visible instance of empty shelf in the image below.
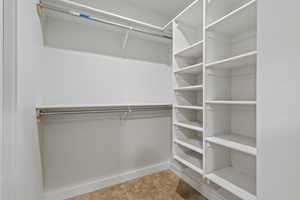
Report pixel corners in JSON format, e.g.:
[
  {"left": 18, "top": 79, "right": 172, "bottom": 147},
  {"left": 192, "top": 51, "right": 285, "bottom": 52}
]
[
  {"left": 175, "top": 138, "right": 203, "bottom": 154},
  {"left": 206, "top": 51, "right": 257, "bottom": 69},
  {"left": 206, "top": 0, "right": 257, "bottom": 36},
  {"left": 174, "top": 105, "right": 203, "bottom": 111},
  {"left": 175, "top": 0, "right": 203, "bottom": 28},
  {"left": 175, "top": 85, "right": 203, "bottom": 91},
  {"left": 174, "top": 121, "right": 203, "bottom": 132},
  {"left": 206, "top": 134, "right": 256, "bottom": 156},
  {"left": 174, "top": 41, "right": 203, "bottom": 58},
  {"left": 206, "top": 100, "right": 256, "bottom": 105},
  {"left": 175, "top": 63, "right": 203, "bottom": 74},
  {"left": 206, "top": 167, "right": 256, "bottom": 200},
  {"left": 174, "top": 155, "right": 203, "bottom": 175}
]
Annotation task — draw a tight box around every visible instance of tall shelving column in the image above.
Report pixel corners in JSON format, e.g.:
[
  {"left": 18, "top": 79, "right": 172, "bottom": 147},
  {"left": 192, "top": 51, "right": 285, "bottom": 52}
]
[
  {"left": 204, "top": 0, "right": 257, "bottom": 200},
  {"left": 172, "top": 0, "right": 205, "bottom": 176}
]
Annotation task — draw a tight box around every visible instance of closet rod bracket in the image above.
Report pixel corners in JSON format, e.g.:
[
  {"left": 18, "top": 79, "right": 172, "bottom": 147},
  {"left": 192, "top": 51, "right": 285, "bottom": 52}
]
[
  {"left": 36, "top": 3, "right": 44, "bottom": 16},
  {"left": 36, "top": 108, "right": 42, "bottom": 123}
]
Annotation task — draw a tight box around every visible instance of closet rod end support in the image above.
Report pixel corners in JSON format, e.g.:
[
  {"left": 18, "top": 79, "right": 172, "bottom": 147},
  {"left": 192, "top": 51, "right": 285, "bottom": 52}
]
[
  {"left": 36, "top": 3, "right": 44, "bottom": 16},
  {"left": 36, "top": 109, "right": 42, "bottom": 123}
]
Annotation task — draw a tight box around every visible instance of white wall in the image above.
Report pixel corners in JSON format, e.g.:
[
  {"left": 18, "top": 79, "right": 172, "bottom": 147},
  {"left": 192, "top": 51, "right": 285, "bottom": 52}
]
[
  {"left": 37, "top": 0, "right": 173, "bottom": 198},
  {"left": 38, "top": 47, "right": 172, "bottom": 106},
  {"left": 257, "top": 1, "right": 300, "bottom": 200},
  {"left": 0, "top": 0, "right": 3, "bottom": 197},
  {"left": 15, "top": 0, "right": 173, "bottom": 199},
  {"left": 40, "top": 111, "right": 172, "bottom": 193},
  {"left": 15, "top": 0, "right": 44, "bottom": 199},
  {"left": 38, "top": 32, "right": 173, "bottom": 199}
]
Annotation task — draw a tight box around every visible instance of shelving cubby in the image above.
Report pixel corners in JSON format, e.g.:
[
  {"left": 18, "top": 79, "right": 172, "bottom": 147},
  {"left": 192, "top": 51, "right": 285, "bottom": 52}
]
[
  {"left": 205, "top": 104, "right": 256, "bottom": 155},
  {"left": 205, "top": 0, "right": 257, "bottom": 64},
  {"left": 174, "top": 108, "right": 203, "bottom": 132},
  {"left": 173, "top": 0, "right": 204, "bottom": 54},
  {"left": 205, "top": 62, "right": 256, "bottom": 102},
  {"left": 205, "top": 145, "right": 256, "bottom": 200},
  {"left": 171, "top": 0, "right": 258, "bottom": 198},
  {"left": 174, "top": 143, "right": 204, "bottom": 175},
  {"left": 206, "top": 0, "right": 255, "bottom": 26},
  {"left": 204, "top": 0, "right": 257, "bottom": 196},
  {"left": 174, "top": 126, "right": 203, "bottom": 154}
]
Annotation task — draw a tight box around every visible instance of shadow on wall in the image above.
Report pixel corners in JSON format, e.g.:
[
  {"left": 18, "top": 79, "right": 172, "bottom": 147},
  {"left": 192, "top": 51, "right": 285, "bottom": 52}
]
[{"left": 40, "top": 13, "right": 172, "bottom": 65}]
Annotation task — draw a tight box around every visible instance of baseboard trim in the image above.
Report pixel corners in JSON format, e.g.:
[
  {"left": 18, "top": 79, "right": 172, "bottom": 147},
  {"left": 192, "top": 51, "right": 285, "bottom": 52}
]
[
  {"left": 169, "top": 163, "right": 225, "bottom": 200},
  {"left": 44, "top": 161, "right": 170, "bottom": 200}
]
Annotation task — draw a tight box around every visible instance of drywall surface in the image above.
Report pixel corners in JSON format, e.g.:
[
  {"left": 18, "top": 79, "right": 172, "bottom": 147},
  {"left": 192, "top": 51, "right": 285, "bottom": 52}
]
[
  {"left": 15, "top": 0, "right": 44, "bottom": 199},
  {"left": 38, "top": 39, "right": 173, "bottom": 196},
  {"left": 40, "top": 111, "right": 172, "bottom": 192},
  {"left": 42, "top": 16, "right": 171, "bottom": 64},
  {"left": 257, "top": 1, "right": 300, "bottom": 199},
  {"left": 37, "top": 0, "right": 173, "bottom": 196},
  {"left": 38, "top": 47, "right": 173, "bottom": 106}
]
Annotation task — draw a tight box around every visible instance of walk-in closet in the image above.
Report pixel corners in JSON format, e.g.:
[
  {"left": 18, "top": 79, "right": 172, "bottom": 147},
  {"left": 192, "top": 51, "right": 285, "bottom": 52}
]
[{"left": 1, "top": 0, "right": 300, "bottom": 200}]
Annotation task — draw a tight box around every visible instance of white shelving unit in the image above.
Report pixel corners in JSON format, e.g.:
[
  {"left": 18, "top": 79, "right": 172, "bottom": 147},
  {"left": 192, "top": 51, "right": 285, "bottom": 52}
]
[
  {"left": 172, "top": 0, "right": 257, "bottom": 199},
  {"left": 204, "top": 0, "right": 257, "bottom": 199},
  {"left": 172, "top": 0, "right": 204, "bottom": 180}
]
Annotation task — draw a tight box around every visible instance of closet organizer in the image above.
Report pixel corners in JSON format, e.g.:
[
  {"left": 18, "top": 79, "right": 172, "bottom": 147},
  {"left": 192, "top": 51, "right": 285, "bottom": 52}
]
[
  {"left": 36, "top": 0, "right": 257, "bottom": 200},
  {"left": 172, "top": 0, "right": 257, "bottom": 200}
]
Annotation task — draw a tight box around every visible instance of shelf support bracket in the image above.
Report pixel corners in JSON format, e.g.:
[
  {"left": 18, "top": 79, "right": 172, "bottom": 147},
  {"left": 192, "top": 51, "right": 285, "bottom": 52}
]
[
  {"left": 121, "top": 28, "right": 132, "bottom": 57},
  {"left": 36, "top": 3, "right": 43, "bottom": 16},
  {"left": 36, "top": 109, "right": 41, "bottom": 123}
]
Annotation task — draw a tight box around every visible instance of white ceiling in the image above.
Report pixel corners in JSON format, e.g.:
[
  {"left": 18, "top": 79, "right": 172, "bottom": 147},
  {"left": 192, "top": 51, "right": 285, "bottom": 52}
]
[{"left": 125, "top": 0, "right": 194, "bottom": 18}]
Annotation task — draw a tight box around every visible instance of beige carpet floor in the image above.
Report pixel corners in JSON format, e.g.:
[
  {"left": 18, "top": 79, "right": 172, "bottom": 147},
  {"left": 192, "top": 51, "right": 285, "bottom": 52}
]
[{"left": 68, "top": 170, "right": 207, "bottom": 200}]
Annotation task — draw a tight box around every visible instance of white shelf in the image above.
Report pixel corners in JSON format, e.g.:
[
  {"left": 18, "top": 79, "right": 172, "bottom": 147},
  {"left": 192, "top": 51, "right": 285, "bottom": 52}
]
[
  {"left": 206, "top": 167, "right": 256, "bottom": 200},
  {"left": 174, "top": 0, "right": 203, "bottom": 28},
  {"left": 175, "top": 138, "right": 203, "bottom": 154},
  {"left": 206, "top": 51, "right": 257, "bottom": 70},
  {"left": 206, "top": 0, "right": 257, "bottom": 36},
  {"left": 36, "top": 103, "right": 172, "bottom": 110},
  {"left": 174, "top": 155, "right": 203, "bottom": 175},
  {"left": 175, "top": 85, "right": 203, "bottom": 91},
  {"left": 41, "top": 0, "right": 166, "bottom": 31},
  {"left": 206, "top": 100, "right": 256, "bottom": 105},
  {"left": 174, "top": 105, "right": 203, "bottom": 111},
  {"left": 174, "top": 40, "right": 203, "bottom": 58},
  {"left": 175, "top": 63, "right": 203, "bottom": 74},
  {"left": 206, "top": 134, "right": 256, "bottom": 156},
  {"left": 174, "top": 121, "right": 203, "bottom": 132}
]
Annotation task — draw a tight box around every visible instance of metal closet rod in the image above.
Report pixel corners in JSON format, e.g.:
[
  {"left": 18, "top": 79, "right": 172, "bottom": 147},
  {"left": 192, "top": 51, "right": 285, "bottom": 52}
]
[
  {"left": 37, "top": 105, "right": 172, "bottom": 117},
  {"left": 37, "top": 3, "right": 172, "bottom": 40}
]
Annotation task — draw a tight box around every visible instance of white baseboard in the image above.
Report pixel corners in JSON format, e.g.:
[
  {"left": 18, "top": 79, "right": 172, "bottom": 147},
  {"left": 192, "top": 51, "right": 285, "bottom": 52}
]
[
  {"left": 45, "top": 161, "right": 228, "bottom": 200},
  {"left": 44, "top": 161, "right": 170, "bottom": 200},
  {"left": 169, "top": 163, "right": 226, "bottom": 200}
]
